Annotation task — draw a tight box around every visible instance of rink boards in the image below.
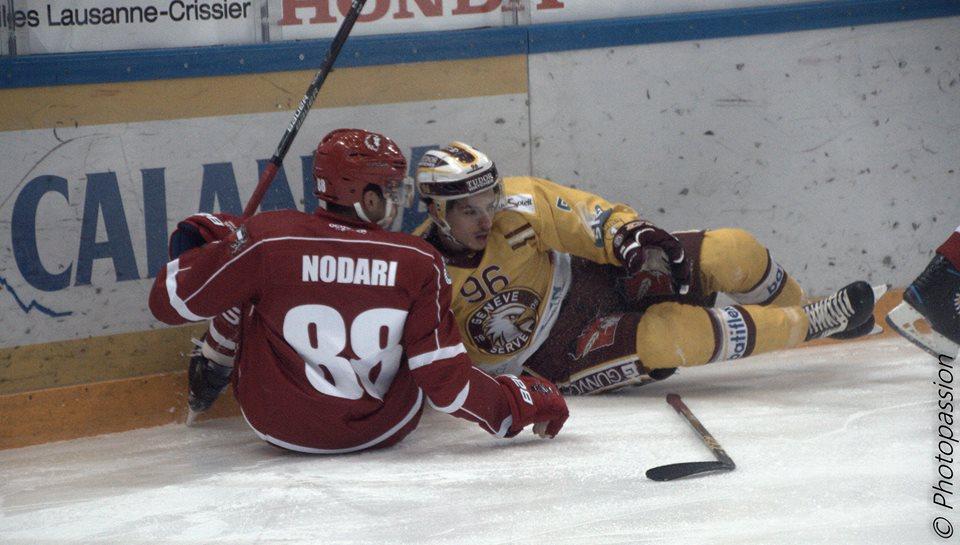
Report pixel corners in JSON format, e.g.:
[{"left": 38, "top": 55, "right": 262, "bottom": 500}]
[
  {"left": 0, "top": 53, "right": 531, "bottom": 448},
  {"left": 1, "top": 3, "right": 958, "bottom": 448}
]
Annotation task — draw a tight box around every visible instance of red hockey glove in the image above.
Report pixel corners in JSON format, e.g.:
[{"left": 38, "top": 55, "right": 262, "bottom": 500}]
[
  {"left": 614, "top": 220, "right": 690, "bottom": 296},
  {"left": 168, "top": 212, "right": 242, "bottom": 259},
  {"left": 495, "top": 375, "right": 569, "bottom": 439}
]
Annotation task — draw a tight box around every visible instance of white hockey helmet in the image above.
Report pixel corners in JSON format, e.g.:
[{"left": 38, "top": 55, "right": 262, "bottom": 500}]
[{"left": 415, "top": 142, "right": 503, "bottom": 234}]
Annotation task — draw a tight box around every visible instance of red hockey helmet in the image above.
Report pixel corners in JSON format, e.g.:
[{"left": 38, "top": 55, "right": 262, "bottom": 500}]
[{"left": 312, "top": 128, "right": 409, "bottom": 209}]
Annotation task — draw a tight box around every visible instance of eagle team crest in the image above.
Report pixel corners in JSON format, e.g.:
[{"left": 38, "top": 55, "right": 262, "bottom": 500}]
[{"left": 467, "top": 289, "right": 542, "bottom": 355}]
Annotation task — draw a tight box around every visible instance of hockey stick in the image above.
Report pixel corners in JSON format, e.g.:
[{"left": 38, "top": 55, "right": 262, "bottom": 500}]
[
  {"left": 186, "top": 2, "right": 369, "bottom": 427},
  {"left": 645, "top": 394, "right": 736, "bottom": 481},
  {"left": 241, "top": 0, "right": 369, "bottom": 219}
]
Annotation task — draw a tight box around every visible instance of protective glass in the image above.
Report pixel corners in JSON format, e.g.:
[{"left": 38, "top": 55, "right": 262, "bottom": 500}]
[{"left": 384, "top": 177, "right": 415, "bottom": 209}]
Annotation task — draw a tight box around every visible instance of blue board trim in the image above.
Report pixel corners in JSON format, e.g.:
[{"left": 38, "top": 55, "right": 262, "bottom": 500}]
[
  {"left": 1, "top": 0, "right": 958, "bottom": 89},
  {"left": 527, "top": 0, "right": 960, "bottom": 53}
]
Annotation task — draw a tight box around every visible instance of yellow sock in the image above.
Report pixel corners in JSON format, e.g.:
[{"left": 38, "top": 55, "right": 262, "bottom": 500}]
[
  {"left": 699, "top": 228, "right": 803, "bottom": 306},
  {"left": 636, "top": 302, "right": 808, "bottom": 370}
]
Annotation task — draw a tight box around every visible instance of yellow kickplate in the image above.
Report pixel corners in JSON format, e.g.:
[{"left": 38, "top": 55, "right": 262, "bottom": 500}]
[
  {"left": 0, "top": 371, "right": 239, "bottom": 450},
  {"left": 0, "top": 324, "right": 207, "bottom": 395},
  {"left": 0, "top": 56, "right": 528, "bottom": 132}
]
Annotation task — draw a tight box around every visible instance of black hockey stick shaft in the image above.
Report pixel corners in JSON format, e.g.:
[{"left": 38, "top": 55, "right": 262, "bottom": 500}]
[
  {"left": 242, "top": 0, "right": 369, "bottom": 219},
  {"left": 666, "top": 393, "right": 735, "bottom": 468}
]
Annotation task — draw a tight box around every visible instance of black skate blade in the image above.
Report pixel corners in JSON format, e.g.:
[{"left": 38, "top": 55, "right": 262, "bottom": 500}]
[
  {"left": 185, "top": 394, "right": 209, "bottom": 427},
  {"left": 830, "top": 315, "right": 876, "bottom": 340},
  {"left": 645, "top": 460, "right": 734, "bottom": 481},
  {"left": 827, "top": 284, "right": 888, "bottom": 340},
  {"left": 871, "top": 284, "right": 888, "bottom": 303},
  {"left": 185, "top": 407, "right": 201, "bottom": 427}
]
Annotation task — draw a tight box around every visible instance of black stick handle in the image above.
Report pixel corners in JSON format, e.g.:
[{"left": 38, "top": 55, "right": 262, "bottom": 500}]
[{"left": 242, "top": 0, "right": 369, "bottom": 219}]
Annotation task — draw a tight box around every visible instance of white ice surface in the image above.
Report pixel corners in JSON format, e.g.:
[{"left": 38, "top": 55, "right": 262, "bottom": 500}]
[{"left": 1, "top": 337, "right": 953, "bottom": 544}]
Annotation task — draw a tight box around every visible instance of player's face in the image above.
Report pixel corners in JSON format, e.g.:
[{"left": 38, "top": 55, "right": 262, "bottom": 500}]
[{"left": 446, "top": 189, "right": 498, "bottom": 251}]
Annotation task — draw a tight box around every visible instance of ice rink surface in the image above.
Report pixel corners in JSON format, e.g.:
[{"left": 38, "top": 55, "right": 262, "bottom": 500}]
[{"left": 1, "top": 337, "right": 952, "bottom": 544}]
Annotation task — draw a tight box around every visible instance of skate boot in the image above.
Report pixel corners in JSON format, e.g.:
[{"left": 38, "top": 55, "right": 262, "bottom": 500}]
[
  {"left": 829, "top": 314, "right": 876, "bottom": 340},
  {"left": 886, "top": 255, "right": 960, "bottom": 357},
  {"left": 803, "top": 281, "right": 877, "bottom": 341},
  {"left": 185, "top": 343, "right": 233, "bottom": 425}
]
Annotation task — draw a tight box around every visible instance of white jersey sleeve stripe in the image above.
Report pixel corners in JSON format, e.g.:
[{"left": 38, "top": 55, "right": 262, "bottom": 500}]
[
  {"left": 208, "top": 320, "right": 237, "bottom": 350},
  {"left": 427, "top": 382, "right": 470, "bottom": 414},
  {"left": 408, "top": 344, "right": 466, "bottom": 370},
  {"left": 458, "top": 406, "right": 511, "bottom": 438},
  {"left": 494, "top": 415, "right": 513, "bottom": 438},
  {"left": 165, "top": 258, "right": 210, "bottom": 322},
  {"left": 222, "top": 307, "right": 241, "bottom": 325}
]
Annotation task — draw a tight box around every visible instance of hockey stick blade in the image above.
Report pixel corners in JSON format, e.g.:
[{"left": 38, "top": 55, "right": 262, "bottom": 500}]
[
  {"left": 647, "top": 394, "right": 736, "bottom": 481},
  {"left": 645, "top": 460, "right": 734, "bottom": 482}
]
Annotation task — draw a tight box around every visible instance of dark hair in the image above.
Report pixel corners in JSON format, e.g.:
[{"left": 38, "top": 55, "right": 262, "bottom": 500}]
[{"left": 326, "top": 185, "right": 384, "bottom": 218}]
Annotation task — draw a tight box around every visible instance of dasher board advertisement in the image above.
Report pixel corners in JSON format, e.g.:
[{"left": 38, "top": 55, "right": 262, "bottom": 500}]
[{"left": 2, "top": 0, "right": 571, "bottom": 54}]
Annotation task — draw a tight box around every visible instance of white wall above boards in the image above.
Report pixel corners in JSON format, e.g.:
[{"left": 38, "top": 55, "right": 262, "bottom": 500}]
[{"left": 527, "top": 17, "right": 960, "bottom": 294}]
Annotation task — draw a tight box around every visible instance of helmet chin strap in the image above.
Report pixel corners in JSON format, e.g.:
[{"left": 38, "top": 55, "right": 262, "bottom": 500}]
[
  {"left": 354, "top": 201, "right": 373, "bottom": 223},
  {"left": 439, "top": 229, "right": 468, "bottom": 253},
  {"left": 430, "top": 211, "right": 468, "bottom": 253},
  {"left": 379, "top": 200, "right": 397, "bottom": 228},
  {"left": 354, "top": 200, "right": 397, "bottom": 228}
]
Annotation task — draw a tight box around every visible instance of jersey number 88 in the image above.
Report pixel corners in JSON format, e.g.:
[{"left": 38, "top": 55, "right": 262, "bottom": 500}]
[{"left": 283, "top": 305, "right": 408, "bottom": 401}]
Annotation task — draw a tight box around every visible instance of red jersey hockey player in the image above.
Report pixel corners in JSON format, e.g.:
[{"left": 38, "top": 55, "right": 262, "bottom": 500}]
[{"left": 149, "top": 129, "right": 568, "bottom": 453}]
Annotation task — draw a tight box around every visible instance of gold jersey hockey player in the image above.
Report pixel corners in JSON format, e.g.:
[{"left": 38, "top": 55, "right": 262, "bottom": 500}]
[{"left": 414, "top": 142, "right": 882, "bottom": 394}]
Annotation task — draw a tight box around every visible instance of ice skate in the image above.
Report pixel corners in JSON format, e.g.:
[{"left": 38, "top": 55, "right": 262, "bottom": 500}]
[
  {"left": 826, "top": 285, "right": 887, "bottom": 340},
  {"left": 185, "top": 345, "right": 234, "bottom": 426},
  {"left": 886, "top": 255, "right": 960, "bottom": 358},
  {"left": 803, "top": 281, "right": 878, "bottom": 341}
]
